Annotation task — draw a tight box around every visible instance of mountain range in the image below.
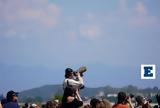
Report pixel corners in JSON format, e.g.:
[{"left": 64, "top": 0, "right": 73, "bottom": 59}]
[
  {"left": 0, "top": 63, "right": 160, "bottom": 102},
  {"left": 18, "top": 84, "right": 160, "bottom": 102}
]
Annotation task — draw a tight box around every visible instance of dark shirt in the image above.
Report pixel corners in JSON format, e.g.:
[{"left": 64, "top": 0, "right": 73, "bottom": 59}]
[
  {"left": 61, "top": 98, "right": 83, "bottom": 108},
  {"left": 3, "top": 102, "right": 20, "bottom": 108},
  {"left": 154, "top": 105, "right": 160, "bottom": 108}
]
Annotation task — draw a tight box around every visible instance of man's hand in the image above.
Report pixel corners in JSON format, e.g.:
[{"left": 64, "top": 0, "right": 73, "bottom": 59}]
[
  {"left": 74, "top": 72, "right": 80, "bottom": 77},
  {"left": 67, "top": 96, "right": 75, "bottom": 103}
]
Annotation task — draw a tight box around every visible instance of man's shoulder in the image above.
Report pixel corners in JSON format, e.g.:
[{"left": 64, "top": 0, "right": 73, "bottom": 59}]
[
  {"left": 3, "top": 102, "right": 19, "bottom": 108},
  {"left": 64, "top": 78, "right": 75, "bottom": 83},
  {"left": 113, "top": 104, "right": 128, "bottom": 108}
]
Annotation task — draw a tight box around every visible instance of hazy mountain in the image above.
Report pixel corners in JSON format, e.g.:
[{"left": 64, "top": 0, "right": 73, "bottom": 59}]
[
  {"left": 18, "top": 84, "right": 63, "bottom": 102},
  {"left": 18, "top": 84, "right": 160, "bottom": 102}
]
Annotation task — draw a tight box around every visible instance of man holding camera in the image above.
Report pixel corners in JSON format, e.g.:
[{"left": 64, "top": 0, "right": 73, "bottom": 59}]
[
  {"left": 61, "top": 67, "right": 85, "bottom": 108},
  {"left": 63, "top": 68, "right": 84, "bottom": 90}
]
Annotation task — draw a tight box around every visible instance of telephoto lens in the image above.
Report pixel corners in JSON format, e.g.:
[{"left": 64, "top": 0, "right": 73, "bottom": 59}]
[
  {"left": 76, "top": 66, "right": 87, "bottom": 73},
  {"left": 76, "top": 66, "right": 87, "bottom": 77}
]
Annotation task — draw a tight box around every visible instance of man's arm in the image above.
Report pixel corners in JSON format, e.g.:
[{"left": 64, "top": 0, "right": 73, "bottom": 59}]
[
  {"left": 67, "top": 77, "right": 84, "bottom": 88},
  {"left": 68, "top": 72, "right": 84, "bottom": 88}
]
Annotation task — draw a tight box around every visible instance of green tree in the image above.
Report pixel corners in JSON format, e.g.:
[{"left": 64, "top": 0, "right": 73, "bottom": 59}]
[
  {"left": 53, "top": 94, "right": 63, "bottom": 102},
  {"left": 34, "top": 96, "right": 43, "bottom": 103}
]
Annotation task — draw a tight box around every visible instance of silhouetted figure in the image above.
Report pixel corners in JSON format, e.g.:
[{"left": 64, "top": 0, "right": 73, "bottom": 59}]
[
  {"left": 1, "top": 98, "right": 7, "bottom": 107},
  {"left": 61, "top": 87, "right": 83, "bottom": 108},
  {"left": 90, "top": 98, "right": 100, "bottom": 108},
  {"left": 96, "top": 99, "right": 112, "bottom": 108},
  {"left": 83, "top": 104, "right": 91, "bottom": 108},
  {"left": 22, "top": 102, "right": 30, "bottom": 108},
  {"left": 113, "top": 92, "right": 129, "bottom": 108},
  {"left": 135, "top": 96, "right": 145, "bottom": 108},
  {"left": 3, "top": 90, "right": 20, "bottom": 108},
  {"left": 46, "top": 101, "right": 54, "bottom": 108},
  {"left": 154, "top": 94, "right": 160, "bottom": 108}
]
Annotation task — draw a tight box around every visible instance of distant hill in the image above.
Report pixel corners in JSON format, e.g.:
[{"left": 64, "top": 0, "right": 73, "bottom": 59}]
[
  {"left": 18, "top": 84, "right": 102, "bottom": 102},
  {"left": 18, "top": 84, "right": 160, "bottom": 102},
  {"left": 19, "top": 84, "right": 62, "bottom": 102}
]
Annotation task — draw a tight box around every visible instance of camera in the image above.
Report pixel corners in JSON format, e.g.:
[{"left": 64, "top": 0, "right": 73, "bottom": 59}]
[
  {"left": 126, "top": 94, "right": 134, "bottom": 100},
  {"left": 125, "top": 94, "right": 134, "bottom": 104},
  {"left": 145, "top": 98, "right": 152, "bottom": 103},
  {"left": 73, "top": 66, "right": 87, "bottom": 77}
]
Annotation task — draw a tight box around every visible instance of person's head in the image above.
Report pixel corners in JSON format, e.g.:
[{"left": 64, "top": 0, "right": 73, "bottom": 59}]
[
  {"left": 24, "top": 102, "right": 29, "bottom": 108},
  {"left": 6, "top": 90, "right": 18, "bottom": 102},
  {"left": 83, "top": 104, "right": 91, "bottom": 108},
  {"left": 135, "top": 96, "right": 145, "bottom": 106},
  {"left": 31, "top": 103, "right": 39, "bottom": 108},
  {"left": 96, "top": 99, "right": 112, "bottom": 108},
  {"left": 142, "top": 103, "right": 152, "bottom": 108},
  {"left": 53, "top": 99, "right": 59, "bottom": 107},
  {"left": 117, "top": 92, "right": 127, "bottom": 104},
  {"left": 156, "top": 94, "right": 160, "bottom": 105},
  {"left": 65, "top": 68, "right": 74, "bottom": 78},
  {"left": 46, "top": 101, "right": 54, "bottom": 108},
  {"left": 90, "top": 98, "right": 100, "bottom": 108}
]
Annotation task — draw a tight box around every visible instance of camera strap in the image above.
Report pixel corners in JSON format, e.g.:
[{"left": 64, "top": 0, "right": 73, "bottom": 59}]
[
  {"left": 67, "top": 80, "right": 69, "bottom": 86},
  {"left": 67, "top": 80, "right": 72, "bottom": 88}
]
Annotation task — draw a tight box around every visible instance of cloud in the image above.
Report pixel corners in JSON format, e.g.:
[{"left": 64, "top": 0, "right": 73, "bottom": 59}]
[
  {"left": 66, "top": 0, "right": 160, "bottom": 42},
  {"left": 2, "top": 1, "right": 60, "bottom": 25},
  {"left": 19, "top": 4, "right": 60, "bottom": 26},
  {"left": 79, "top": 25, "right": 101, "bottom": 40},
  {"left": 101, "top": 1, "right": 160, "bottom": 28},
  {"left": 0, "top": 0, "right": 60, "bottom": 38},
  {"left": 135, "top": 2, "right": 147, "bottom": 15},
  {"left": 128, "top": 2, "right": 160, "bottom": 27},
  {"left": 129, "top": 14, "right": 160, "bottom": 28},
  {"left": 76, "top": 1, "right": 159, "bottom": 42}
]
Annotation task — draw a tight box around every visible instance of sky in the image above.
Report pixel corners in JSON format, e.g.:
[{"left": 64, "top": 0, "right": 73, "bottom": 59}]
[{"left": 0, "top": 0, "right": 160, "bottom": 94}]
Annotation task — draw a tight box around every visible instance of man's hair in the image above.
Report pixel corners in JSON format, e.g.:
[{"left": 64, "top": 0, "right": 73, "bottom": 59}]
[
  {"left": 6, "top": 90, "right": 18, "bottom": 102},
  {"left": 46, "top": 100, "right": 54, "bottom": 108},
  {"left": 90, "top": 98, "right": 100, "bottom": 108},
  {"left": 65, "top": 68, "right": 73, "bottom": 78},
  {"left": 96, "top": 99, "right": 112, "bottom": 108},
  {"left": 117, "top": 92, "right": 127, "bottom": 104},
  {"left": 135, "top": 96, "right": 144, "bottom": 105}
]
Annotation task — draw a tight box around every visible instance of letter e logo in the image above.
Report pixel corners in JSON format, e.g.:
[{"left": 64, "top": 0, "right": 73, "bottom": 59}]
[{"left": 141, "top": 64, "right": 156, "bottom": 79}]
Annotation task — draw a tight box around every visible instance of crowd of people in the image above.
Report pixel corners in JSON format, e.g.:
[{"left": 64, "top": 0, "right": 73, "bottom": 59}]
[
  {"left": 1, "top": 90, "right": 160, "bottom": 108},
  {"left": 1, "top": 67, "right": 160, "bottom": 108}
]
